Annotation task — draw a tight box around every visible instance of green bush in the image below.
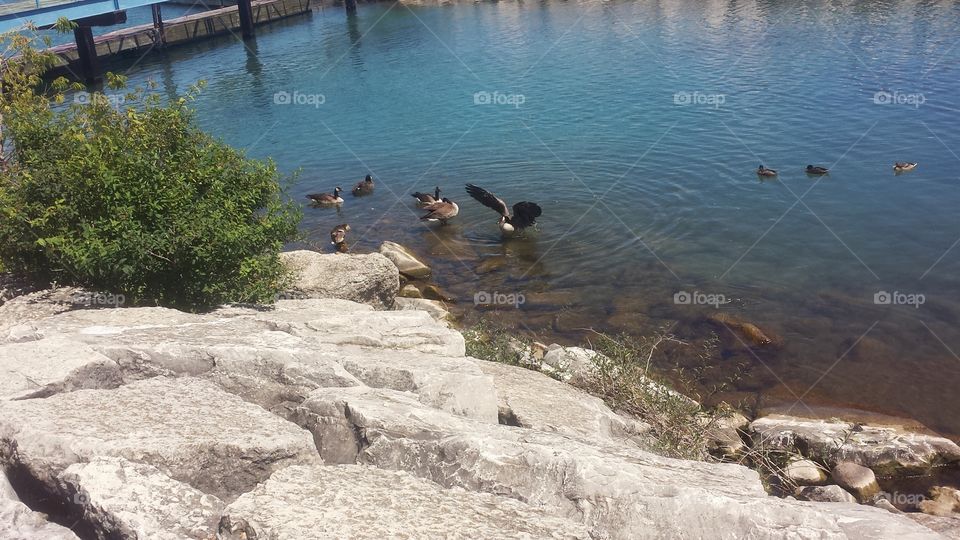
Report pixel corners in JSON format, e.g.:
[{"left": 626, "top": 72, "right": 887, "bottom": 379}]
[{"left": 0, "top": 28, "right": 301, "bottom": 308}]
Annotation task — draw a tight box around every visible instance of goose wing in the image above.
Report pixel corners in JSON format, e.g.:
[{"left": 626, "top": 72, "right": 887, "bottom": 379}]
[
  {"left": 466, "top": 184, "right": 510, "bottom": 218},
  {"left": 510, "top": 201, "right": 542, "bottom": 229}
]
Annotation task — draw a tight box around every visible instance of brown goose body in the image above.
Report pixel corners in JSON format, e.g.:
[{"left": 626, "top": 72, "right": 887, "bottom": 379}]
[
  {"left": 352, "top": 175, "right": 375, "bottom": 196},
  {"left": 420, "top": 198, "right": 459, "bottom": 224},
  {"left": 465, "top": 183, "right": 542, "bottom": 235},
  {"left": 306, "top": 186, "right": 343, "bottom": 205}
]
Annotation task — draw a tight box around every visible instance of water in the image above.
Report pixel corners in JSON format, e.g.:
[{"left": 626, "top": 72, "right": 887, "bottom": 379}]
[{"left": 92, "top": 0, "right": 960, "bottom": 437}]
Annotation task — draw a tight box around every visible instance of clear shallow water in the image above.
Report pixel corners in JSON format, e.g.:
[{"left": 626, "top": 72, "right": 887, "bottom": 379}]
[{"left": 96, "top": 0, "right": 960, "bottom": 436}]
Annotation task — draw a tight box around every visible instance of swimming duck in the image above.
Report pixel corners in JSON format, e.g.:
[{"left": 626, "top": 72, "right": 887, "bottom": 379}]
[
  {"left": 465, "top": 183, "right": 542, "bottom": 235},
  {"left": 330, "top": 223, "right": 350, "bottom": 252},
  {"left": 805, "top": 165, "right": 829, "bottom": 175},
  {"left": 893, "top": 162, "right": 918, "bottom": 173},
  {"left": 412, "top": 186, "right": 441, "bottom": 206},
  {"left": 352, "top": 175, "right": 375, "bottom": 196},
  {"left": 757, "top": 165, "right": 778, "bottom": 177},
  {"left": 306, "top": 186, "right": 343, "bottom": 205},
  {"left": 420, "top": 198, "right": 459, "bottom": 225}
]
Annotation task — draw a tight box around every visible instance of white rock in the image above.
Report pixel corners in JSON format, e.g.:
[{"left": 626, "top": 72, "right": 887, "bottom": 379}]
[
  {"left": 784, "top": 459, "right": 828, "bottom": 486},
  {"left": 796, "top": 485, "right": 858, "bottom": 504},
  {"left": 296, "top": 385, "right": 941, "bottom": 540},
  {"left": 60, "top": 456, "right": 225, "bottom": 539},
  {"left": 0, "top": 498, "right": 80, "bottom": 540},
  {"left": 393, "top": 297, "right": 450, "bottom": 321},
  {"left": 378, "top": 241, "right": 431, "bottom": 279},
  {"left": 280, "top": 250, "right": 399, "bottom": 308},
  {"left": 0, "top": 377, "right": 319, "bottom": 501},
  {"left": 219, "top": 464, "right": 591, "bottom": 539},
  {"left": 751, "top": 413, "right": 960, "bottom": 475},
  {"left": 0, "top": 338, "right": 127, "bottom": 400},
  {"left": 475, "top": 359, "right": 651, "bottom": 445},
  {"left": 540, "top": 346, "right": 600, "bottom": 384}
]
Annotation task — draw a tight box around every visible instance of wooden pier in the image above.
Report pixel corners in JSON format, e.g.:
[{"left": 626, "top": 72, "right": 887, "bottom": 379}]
[{"left": 48, "top": 0, "right": 312, "bottom": 75}]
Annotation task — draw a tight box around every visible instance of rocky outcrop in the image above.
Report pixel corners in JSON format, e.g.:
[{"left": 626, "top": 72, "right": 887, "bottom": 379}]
[
  {"left": 279, "top": 250, "right": 399, "bottom": 308},
  {"left": 0, "top": 287, "right": 948, "bottom": 539},
  {"left": 750, "top": 413, "right": 960, "bottom": 475},
  {"left": 219, "top": 464, "right": 591, "bottom": 539},
  {"left": 379, "top": 241, "right": 431, "bottom": 279}
]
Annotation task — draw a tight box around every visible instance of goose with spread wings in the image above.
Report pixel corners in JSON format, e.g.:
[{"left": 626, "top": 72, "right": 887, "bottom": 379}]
[{"left": 465, "top": 184, "right": 542, "bottom": 235}]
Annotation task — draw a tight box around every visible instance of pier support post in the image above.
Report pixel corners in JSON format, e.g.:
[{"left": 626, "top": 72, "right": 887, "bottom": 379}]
[
  {"left": 345, "top": 0, "right": 356, "bottom": 15},
  {"left": 151, "top": 4, "right": 166, "bottom": 45},
  {"left": 73, "top": 25, "right": 100, "bottom": 84},
  {"left": 237, "top": 0, "right": 255, "bottom": 39}
]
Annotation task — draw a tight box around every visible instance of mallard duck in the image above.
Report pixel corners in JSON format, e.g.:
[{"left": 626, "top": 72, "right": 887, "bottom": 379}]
[
  {"left": 893, "top": 162, "right": 917, "bottom": 173},
  {"left": 306, "top": 187, "right": 343, "bottom": 205},
  {"left": 412, "top": 186, "right": 441, "bottom": 206},
  {"left": 352, "top": 175, "right": 375, "bottom": 196},
  {"left": 420, "top": 198, "right": 459, "bottom": 225},
  {"left": 757, "top": 165, "right": 778, "bottom": 177},
  {"left": 465, "top": 184, "right": 542, "bottom": 235},
  {"left": 805, "top": 165, "right": 829, "bottom": 175}
]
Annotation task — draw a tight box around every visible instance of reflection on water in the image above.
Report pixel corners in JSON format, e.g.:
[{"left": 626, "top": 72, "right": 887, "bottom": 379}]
[{"left": 96, "top": 0, "right": 960, "bottom": 437}]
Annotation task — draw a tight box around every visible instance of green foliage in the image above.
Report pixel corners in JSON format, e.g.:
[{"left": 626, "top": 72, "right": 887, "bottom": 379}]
[{"left": 0, "top": 33, "right": 301, "bottom": 308}]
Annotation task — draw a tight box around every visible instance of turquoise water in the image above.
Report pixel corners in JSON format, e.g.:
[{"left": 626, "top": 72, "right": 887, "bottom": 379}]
[{"left": 98, "top": 0, "right": 960, "bottom": 435}]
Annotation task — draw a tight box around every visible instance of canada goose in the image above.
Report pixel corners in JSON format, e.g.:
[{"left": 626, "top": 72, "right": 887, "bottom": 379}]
[
  {"left": 420, "top": 198, "right": 459, "bottom": 225},
  {"left": 805, "top": 165, "right": 829, "bottom": 175},
  {"left": 893, "top": 162, "right": 918, "bottom": 173},
  {"left": 306, "top": 187, "right": 343, "bottom": 205},
  {"left": 412, "top": 186, "right": 441, "bottom": 206},
  {"left": 352, "top": 175, "right": 375, "bottom": 196},
  {"left": 465, "top": 183, "right": 542, "bottom": 235},
  {"left": 757, "top": 165, "right": 778, "bottom": 177}
]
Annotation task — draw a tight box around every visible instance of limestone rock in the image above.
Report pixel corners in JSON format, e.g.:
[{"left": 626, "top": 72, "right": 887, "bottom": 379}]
[
  {"left": 0, "top": 338, "right": 129, "bottom": 400},
  {"left": 59, "top": 456, "right": 225, "bottom": 539},
  {"left": 750, "top": 413, "right": 960, "bottom": 475},
  {"left": 219, "top": 464, "right": 591, "bottom": 539},
  {"left": 831, "top": 462, "right": 880, "bottom": 502},
  {"left": 0, "top": 287, "right": 86, "bottom": 340},
  {"left": 398, "top": 283, "right": 423, "bottom": 298},
  {"left": 475, "top": 359, "right": 651, "bottom": 445},
  {"left": 705, "top": 412, "right": 750, "bottom": 457},
  {"left": 920, "top": 486, "right": 960, "bottom": 517},
  {"left": 393, "top": 297, "right": 450, "bottom": 321},
  {"left": 280, "top": 250, "right": 399, "bottom": 308},
  {"left": 337, "top": 348, "right": 498, "bottom": 423},
  {"left": 909, "top": 513, "right": 960, "bottom": 539},
  {"left": 0, "top": 377, "right": 318, "bottom": 501},
  {"left": 296, "top": 386, "right": 940, "bottom": 540},
  {"left": 797, "top": 485, "right": 858, "bottom": 504},
  {"left": 0, "top": 498, "right": 80, "bottom": 540},
  {"left": 378, "top": 241, "right": 431, "bottom": 279},
  {"left": 784, "top": 459, "right": 828, "bottom": 486},
  {"left": 540, "top": 346, "right": 600, "bottom": 384}
]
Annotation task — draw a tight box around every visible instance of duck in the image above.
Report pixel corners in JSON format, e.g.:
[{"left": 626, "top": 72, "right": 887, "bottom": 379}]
[
  {"left": 893, "top": 162, "right": 918, "bottom": 173},
  {"left": 757, "top": 165, "right": 778, "bottom": 177},
  {"left": 352, "top": 175, "right": 375, "bottom": 196},
  {"left": 805, "top": 165, "right": 829, "bottom": 175},
  {"left": 420, "top": 198, "right": 459, "bottom": 225},
  {"left": 465, "top": 183, "right": 542, "bottom": 235},
  {"left": 330, "top": 223, "right": 350, "bottom": 252},
  {"left": 306, "top": 186, "right": 343, "bottom": 205},
  {"left": 412, "top": 186, "right": 441, "bottom": 206}
]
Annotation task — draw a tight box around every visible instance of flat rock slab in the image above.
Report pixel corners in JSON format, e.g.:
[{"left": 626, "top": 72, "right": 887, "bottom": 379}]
[
  {"left": 0, "top": 338, "right": 127, "bottom": 400},
  {"left": 0, "top": 377, "right": 318, "bottom": 501},
  {"left": 751, "top": 413, "right": 960, "bottom": 475},
  {"left": 475, "top": 359, "right": 651, "bottom": 445},
  {"left": 296, "top": 386, "right": 940, "bottom": 540},
  {"left": 219, "top": 464, "right": 590, "bottom": 539},
  {"left": 60, "top": 457, "right": 224, "bottom": 539},
  {"left": 280, "top": 250, "right": 399, "bottom": 308}
]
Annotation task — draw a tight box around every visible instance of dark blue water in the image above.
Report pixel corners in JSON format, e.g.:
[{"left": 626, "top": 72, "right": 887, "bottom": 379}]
[{"left": 86, "top": 0, "right": 960, "bottom": 435}]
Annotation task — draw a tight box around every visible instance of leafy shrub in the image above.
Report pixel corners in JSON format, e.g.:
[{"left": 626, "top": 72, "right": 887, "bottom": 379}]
[{"left": 0, "top": 27, "right": 301, "bottom": 308}]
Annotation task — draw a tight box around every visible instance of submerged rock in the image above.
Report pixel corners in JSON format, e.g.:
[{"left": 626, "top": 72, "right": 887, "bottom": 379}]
[
  {"left": 379, "top": 241, "right": 432, "bottom": 279},
  {"left": 707, "top": 312, "right": 783, "bottom": 348},
  {"left": 280, "top": 250, "right": 399, "bottom": 308},
  {"left": 219, "top": 465, "right": 591, "bottom": 540},
  {"left": 393, "top": 297, "right": 450, "bottom": 321},
  {"left": 750, "top": 413, "right": 960, "bottom": 476},
  {"left": 920, "top": 486, "right": 960, "bottom": 517},
  {"left": 831, "top": 462, "right": 880, "bottom": 502},
  {"left": 398, "top": 283, "right": 423, "bottom": 298}
]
